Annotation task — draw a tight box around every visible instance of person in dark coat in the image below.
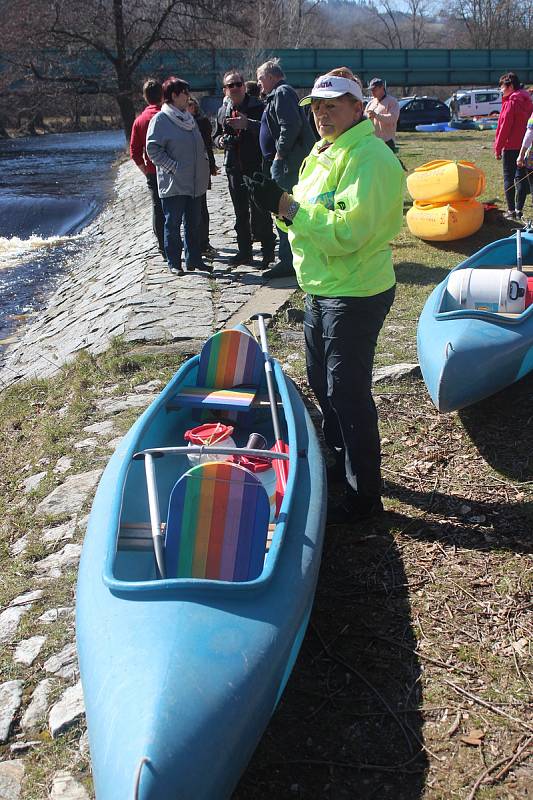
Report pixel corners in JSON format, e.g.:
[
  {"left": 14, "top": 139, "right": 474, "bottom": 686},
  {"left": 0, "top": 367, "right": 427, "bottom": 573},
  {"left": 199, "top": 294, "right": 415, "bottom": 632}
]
[
  {"left": 188, "top": 96, "right": 219, "bottom": 258},
  {"left": 214, "top": 70, "right": 276, "bottom": 268},
  {"left": 254, "top": 58, "right": 316, "bottom": 279}
]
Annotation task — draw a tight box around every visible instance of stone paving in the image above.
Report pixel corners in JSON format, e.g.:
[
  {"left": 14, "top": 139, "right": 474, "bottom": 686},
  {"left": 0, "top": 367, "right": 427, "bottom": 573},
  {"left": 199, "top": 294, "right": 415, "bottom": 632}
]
[{"left": 0, "top": 157, "right": 294, "bottom": 389}]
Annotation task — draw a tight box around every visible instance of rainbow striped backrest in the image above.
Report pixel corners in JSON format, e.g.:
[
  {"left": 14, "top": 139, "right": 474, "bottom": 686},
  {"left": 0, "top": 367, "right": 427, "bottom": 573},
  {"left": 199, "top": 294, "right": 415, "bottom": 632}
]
[
  {"left": 165, "top": 462, "right": 270, "bottom": 581},
  {"left": 197, "top": 330, "right": 264, "bottom": 390}
]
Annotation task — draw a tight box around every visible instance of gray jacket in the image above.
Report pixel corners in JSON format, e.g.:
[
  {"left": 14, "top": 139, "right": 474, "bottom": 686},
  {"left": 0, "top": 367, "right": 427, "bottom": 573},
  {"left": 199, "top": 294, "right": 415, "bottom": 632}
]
[
  {"left": 263, "top": 80, "right": 315, "bottom": 174},
  {"left": 146, "top": 110, "right": 209, "bottom": 198}
]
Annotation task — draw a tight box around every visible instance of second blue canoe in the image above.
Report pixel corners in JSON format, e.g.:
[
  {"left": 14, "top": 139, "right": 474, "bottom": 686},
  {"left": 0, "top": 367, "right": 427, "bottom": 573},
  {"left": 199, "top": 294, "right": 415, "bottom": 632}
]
[{"left": 417, "top": 232, "right": 533, "bottom": 412}]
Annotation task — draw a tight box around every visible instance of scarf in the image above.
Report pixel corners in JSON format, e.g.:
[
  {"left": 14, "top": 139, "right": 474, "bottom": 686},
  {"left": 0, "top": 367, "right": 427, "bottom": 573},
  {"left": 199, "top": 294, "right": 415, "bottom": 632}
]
[{"left": 161, "top": 103, "right": 196, "bottom": 131}]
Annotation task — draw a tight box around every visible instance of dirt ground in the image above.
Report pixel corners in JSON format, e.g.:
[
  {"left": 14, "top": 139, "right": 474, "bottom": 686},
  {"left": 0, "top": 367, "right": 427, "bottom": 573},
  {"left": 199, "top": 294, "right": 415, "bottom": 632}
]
[{"left": 233, "top": 346, "right": 532, "bottom": 800}]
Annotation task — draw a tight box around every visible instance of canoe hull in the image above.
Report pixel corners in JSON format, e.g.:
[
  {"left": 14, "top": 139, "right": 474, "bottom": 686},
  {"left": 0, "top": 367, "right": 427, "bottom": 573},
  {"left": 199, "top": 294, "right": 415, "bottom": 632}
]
[
  {"left": 417, "top": 233, "right": 533, "bottom": 412},
  {"left": 77, "top": 362, "right": 326, "bottom": 799}
]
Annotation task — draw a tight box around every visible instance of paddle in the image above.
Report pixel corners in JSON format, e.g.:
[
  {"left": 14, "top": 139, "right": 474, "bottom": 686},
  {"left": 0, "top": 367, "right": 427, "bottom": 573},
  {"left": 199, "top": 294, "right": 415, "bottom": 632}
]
[
  {"left": 143, "top": 451, "right": 167, "bottom": 579},
  {"left": 250, "top": 313, "right": 290, "bottom": 513},
  {"left": 515, "top": 227, "right": 523, "bottom": 272}
]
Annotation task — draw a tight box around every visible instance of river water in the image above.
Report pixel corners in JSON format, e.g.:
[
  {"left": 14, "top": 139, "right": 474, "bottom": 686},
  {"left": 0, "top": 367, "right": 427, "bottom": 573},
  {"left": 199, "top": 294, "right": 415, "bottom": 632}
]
[{"left": 0, "top": 130, "right": 126, "bottom": 345}]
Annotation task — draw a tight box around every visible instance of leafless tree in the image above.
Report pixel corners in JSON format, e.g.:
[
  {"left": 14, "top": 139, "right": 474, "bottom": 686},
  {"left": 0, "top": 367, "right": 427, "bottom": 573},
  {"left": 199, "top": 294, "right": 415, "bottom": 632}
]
[
  {"left": 362, "top": 0, "right": 437, "bottom": 48},
  {"left": 8, "top": 0, "right": 252, "bottom": 139}
]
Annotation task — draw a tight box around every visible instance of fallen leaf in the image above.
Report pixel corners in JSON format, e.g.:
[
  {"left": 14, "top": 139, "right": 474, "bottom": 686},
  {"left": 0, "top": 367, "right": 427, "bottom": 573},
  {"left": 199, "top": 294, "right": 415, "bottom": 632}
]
[
  {"left": 460, "top": 729, "right": 485, "bottom": 746},
  {"left": 511, "top": 638, "right": 529, "bottom": 656}
]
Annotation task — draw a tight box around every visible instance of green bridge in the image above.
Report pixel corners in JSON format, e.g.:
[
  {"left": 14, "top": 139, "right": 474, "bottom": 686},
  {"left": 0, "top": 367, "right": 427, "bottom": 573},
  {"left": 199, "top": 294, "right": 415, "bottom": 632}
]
[
  {"left": 4, "top": 48, "right": 533, "bottom": 93},
  {"left": 149, "top": 49, "right": 533, "bottom": 90}
]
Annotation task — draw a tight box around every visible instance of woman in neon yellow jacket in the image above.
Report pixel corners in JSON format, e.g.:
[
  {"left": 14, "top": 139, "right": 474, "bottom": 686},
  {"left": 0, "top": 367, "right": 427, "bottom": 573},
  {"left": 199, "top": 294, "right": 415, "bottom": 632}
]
[{"left": 246, "top": 70, "right": 404, "bottom": 524}]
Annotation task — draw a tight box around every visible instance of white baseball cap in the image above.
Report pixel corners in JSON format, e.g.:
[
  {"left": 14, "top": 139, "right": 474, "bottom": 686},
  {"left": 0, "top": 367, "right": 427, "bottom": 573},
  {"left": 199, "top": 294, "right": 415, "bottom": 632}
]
[{"left": 299, "top": 74, "right": 364, "bottom": 106}]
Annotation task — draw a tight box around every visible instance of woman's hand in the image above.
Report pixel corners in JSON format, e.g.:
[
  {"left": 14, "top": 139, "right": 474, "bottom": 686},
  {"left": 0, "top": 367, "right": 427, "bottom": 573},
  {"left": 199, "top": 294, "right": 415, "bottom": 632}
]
[{"left": 277, "top": 192, "right": 293, "bottom": 218}]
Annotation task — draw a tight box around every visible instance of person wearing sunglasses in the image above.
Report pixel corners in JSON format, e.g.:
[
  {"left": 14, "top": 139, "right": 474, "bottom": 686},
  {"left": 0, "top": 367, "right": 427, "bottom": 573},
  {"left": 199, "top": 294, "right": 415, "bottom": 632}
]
[
  {"left": 146, "top": 77, "right": 211, "bottom": 275},
  {"left": 214, "top": 70, "right": 276, "bottom": 269}
]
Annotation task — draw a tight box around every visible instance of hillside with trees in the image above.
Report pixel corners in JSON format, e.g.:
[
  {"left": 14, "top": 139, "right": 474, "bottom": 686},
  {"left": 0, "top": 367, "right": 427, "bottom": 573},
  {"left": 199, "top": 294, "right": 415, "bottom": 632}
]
[{"left": 1, "top": 0, "right": 532, "bottom": 138}]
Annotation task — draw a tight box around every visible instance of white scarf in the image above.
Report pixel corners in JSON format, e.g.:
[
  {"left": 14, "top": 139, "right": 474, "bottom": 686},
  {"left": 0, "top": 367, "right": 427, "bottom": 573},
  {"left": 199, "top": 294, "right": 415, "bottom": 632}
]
[{"left": 161, "top": 102, "right": 196, "bottom": 131}]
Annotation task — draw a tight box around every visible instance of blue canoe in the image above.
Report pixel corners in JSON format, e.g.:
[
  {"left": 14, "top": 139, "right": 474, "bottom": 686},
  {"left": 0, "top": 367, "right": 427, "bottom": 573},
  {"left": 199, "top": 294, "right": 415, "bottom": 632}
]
[
  {"left": 76, "top": 327, "right": 326, "bottom": 799},
  {"left": 417, "top": 231, "right": 533, "bottom": 412},
  {"left": 415, "top": 122, "right": 449, "bottom": 132},
  {"left": 447, "top": 119, "right": 478, "bottom": 130}
]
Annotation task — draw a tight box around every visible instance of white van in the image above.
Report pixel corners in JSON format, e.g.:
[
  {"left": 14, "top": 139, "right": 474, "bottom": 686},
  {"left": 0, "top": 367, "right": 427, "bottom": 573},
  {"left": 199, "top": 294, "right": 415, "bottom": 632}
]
[{"left": 448, "top": 89, "right": 502, "bottom": 118}]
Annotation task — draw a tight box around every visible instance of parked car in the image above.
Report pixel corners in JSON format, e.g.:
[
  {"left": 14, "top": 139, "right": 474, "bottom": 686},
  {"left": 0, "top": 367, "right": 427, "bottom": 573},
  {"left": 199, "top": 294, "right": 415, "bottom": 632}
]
[
  {"left": 397, "top": 96, "right": 451, "bottom": 130},
  {"left": 447, "top": 88, "right": 501, "bottom": 118}
]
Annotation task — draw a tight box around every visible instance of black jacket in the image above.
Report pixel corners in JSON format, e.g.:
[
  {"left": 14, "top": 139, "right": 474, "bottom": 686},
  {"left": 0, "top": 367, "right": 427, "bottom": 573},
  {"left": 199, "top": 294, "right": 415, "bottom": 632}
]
[
  {"left": 261, "top": 80, "right": 315, "bottom": 173},
  {"left": 214, "top": 94, "right": 265, "bottom": 174},
  {"left": 195, "top": 113, "right": 216, "bottom": 174}
]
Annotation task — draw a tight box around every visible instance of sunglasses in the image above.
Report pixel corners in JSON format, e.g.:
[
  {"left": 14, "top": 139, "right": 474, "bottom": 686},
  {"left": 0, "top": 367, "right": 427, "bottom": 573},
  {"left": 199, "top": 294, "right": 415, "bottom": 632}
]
[{"left": 225, "top": 81, "right": 243, "bottom": 89}]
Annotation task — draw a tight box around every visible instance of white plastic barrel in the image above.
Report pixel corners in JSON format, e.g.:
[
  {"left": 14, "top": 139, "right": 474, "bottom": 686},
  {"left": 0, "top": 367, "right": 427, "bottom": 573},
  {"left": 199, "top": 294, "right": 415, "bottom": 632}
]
[{"left": 447, "top": 268, "right": 527, "bottom": 313}]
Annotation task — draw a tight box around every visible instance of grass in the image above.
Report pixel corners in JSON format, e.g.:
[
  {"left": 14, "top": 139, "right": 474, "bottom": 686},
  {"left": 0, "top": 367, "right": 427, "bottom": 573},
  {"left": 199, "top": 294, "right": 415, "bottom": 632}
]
[{"left": 0, "top": 129, "right": 531, "bottom": 799}]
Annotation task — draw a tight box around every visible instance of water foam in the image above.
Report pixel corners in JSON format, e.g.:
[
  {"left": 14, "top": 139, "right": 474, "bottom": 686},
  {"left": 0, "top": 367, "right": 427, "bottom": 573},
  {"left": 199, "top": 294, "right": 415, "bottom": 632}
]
[{"left": 0, "top": 233, "right": 83, "bottom": 269}]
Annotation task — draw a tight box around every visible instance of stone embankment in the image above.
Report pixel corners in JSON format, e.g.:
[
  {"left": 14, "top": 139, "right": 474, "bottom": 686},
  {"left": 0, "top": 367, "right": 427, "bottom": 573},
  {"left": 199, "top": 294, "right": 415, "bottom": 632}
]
[
  {"left": 0, "top": 157, "right": 295, "bottom": 389},
  {"left": 0, "top": 158, "right": 298, "bottom": 798}
]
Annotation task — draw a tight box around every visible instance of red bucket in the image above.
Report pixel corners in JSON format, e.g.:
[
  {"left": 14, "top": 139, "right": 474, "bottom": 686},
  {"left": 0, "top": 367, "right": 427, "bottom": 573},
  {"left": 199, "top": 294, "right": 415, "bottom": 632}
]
[
  {"left": 526, "top": 277, "right": 533, "bottom": 309},
  {"left": 184, "top": 423, "right": 235, "bottom": 464}
]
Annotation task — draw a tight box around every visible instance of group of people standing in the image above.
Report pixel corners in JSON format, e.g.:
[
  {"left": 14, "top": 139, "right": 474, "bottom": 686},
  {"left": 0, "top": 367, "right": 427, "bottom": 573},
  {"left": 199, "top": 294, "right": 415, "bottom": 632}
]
[
  {"left": 130, "top": 61, "right": 405, "bottom": 523},
  {"left": 212, "top": 60, "right": 316, "bottom": 279}
]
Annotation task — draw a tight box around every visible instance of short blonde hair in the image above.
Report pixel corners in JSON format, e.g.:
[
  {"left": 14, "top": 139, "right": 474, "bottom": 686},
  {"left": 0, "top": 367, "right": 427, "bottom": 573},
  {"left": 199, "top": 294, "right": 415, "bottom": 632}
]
[{"left": 326, "top": 67, "right": 363, "bottom": 91}]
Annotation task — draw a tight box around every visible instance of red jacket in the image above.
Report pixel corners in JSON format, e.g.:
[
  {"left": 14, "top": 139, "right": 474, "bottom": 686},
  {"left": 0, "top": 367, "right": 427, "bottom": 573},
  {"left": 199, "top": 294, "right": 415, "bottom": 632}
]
[
  {"left": 130, "top": 104, "right": 161, "bottom": 174},
  {"left": 494, "top": 89, "right": 533, "bottom": 156}
]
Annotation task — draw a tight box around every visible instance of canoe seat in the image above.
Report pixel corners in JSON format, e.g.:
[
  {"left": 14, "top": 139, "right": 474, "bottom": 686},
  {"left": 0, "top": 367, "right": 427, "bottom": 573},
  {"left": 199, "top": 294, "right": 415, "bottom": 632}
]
[
  {"left": 117, "top": 521, "right": 165, "bottom": 551},
  {"left": 167, "top": 329, "right": 264, "bottom": 411},
  {"left": 165, "top": 461, "right": 270, "bottom": 581}
]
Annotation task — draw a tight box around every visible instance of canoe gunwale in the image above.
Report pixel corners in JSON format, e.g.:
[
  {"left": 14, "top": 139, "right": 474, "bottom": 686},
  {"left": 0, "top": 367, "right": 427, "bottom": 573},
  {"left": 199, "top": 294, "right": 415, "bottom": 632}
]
[{"left": 101, "top": 358, "right": 298, "bottom": 597}]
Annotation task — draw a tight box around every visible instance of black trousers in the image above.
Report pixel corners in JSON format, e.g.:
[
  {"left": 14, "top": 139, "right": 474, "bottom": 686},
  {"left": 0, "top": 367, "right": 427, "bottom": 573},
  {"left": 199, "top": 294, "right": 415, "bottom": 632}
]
[
  {"left": 199, "top": 193, "right": 210, "bottom": 251},
  {"left": 146, "top": 173, "right": 165, "bottom": 252},
  {"left": 502, "top": 150, "right": 529, "bottom": 212},
  {"left": 304, "top": 287, "right": 395, "bottom": 499},
  {"left": 227, "top": 170, "right": 276, "bottom": 255}
]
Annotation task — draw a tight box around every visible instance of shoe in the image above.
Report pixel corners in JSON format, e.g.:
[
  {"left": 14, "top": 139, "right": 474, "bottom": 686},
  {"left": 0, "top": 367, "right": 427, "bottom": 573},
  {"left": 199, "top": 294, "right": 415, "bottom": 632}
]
[
  {"left": 168, "top": 266, "right": 184, "bottom": 276},
  {"left": 503, "top": 210, "right": 517, "bottom": 220},
  {"left": 202, "top": 244, "right": 218, "bottom": 259},
  {"left": 261, "top": 250, "right": 275, "bottom": 270},
  {"left": 326, "top": 493, "right": 384, "bottom": 525},
  {"left": 158, "top": 249, "right": 167, "bottom": 261},
  {"left": 516, "top": 211, "right": 524, "bottom": 221},
  {"left": 262, "top": 262, "right": 296, "bottom": 280},
  {"left": 187, "top": 261, "right": 213, "bottom": 273},
  {"left": 229, "top": 251, "right": 254, "bottom": 267}
]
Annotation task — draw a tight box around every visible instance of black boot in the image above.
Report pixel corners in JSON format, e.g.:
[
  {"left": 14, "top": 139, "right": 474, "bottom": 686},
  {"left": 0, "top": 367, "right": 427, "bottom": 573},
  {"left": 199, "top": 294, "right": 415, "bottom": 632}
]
[
  {"left": 229, "top": 251, "right": 254, "bottom": 267},
  {"left": 327, "top": 490, "right": 384, "bottom": 525},
  {"left": 262, "top": 262, "right": 296, "bottom": 279}
]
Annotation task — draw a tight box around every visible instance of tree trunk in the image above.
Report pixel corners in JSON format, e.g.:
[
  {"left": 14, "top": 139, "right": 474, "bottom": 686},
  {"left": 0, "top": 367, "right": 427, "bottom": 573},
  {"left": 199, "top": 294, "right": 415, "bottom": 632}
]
[{"left": 116, "top": 91, "right": 136, "bottom": 140}]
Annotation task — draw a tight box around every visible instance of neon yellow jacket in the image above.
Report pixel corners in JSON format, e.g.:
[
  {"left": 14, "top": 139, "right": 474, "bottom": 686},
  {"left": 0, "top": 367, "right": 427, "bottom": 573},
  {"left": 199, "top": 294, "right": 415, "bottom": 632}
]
[{"left": 285, "top": 119, "right": 404, "bottom": 297}]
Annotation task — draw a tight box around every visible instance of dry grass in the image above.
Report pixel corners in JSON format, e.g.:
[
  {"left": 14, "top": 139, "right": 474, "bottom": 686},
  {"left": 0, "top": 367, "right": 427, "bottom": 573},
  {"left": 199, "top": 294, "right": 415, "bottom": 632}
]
[{"left": 234, "top": 130, "right": 532, "bottom": 800}]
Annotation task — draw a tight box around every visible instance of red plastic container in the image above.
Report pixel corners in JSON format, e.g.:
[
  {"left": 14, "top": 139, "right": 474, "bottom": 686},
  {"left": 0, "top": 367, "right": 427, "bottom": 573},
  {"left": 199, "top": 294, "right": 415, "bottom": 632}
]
[{"left": 526, "top": 277, "right": 533, "bottom": 309}]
